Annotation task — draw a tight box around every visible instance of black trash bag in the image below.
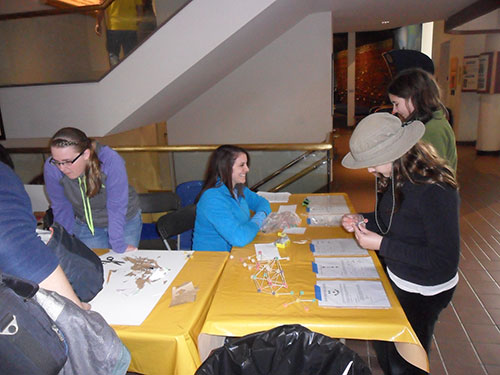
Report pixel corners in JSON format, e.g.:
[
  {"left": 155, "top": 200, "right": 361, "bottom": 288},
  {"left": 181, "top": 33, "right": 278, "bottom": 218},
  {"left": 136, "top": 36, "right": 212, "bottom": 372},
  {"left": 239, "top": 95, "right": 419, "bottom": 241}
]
[{"left": 196, "top": 324, "right": 372, "bottom": 375}]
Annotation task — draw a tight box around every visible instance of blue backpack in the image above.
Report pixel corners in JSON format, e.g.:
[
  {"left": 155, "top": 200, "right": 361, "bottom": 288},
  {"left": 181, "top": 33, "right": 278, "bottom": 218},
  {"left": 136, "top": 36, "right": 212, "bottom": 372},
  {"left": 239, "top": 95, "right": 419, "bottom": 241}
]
[{"left": 0, "top": 273, "right": 68, "bottom": 374}]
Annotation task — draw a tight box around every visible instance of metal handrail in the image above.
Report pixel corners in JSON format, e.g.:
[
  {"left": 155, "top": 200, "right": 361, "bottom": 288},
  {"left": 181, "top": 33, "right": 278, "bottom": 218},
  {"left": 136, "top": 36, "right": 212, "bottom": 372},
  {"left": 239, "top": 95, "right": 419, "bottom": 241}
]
[
  {"left": 6, "top": 135, "right": 335, "bottom": 192},
  {"left": 250, "top": 150, "right": 316, "bottom": 191},
  {"left": 268, "top": 157, "right": 327, "bottom": 192},
  {"left": 7, "top": 143, "right": 332, "bottom": 154}
]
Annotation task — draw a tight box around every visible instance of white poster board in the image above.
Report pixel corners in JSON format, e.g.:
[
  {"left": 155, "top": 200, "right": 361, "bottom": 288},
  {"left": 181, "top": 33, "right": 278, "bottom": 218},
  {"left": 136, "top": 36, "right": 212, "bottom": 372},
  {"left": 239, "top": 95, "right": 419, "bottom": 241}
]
[{"left": 90, "top": 250, "right": 192, "bottom": 326}]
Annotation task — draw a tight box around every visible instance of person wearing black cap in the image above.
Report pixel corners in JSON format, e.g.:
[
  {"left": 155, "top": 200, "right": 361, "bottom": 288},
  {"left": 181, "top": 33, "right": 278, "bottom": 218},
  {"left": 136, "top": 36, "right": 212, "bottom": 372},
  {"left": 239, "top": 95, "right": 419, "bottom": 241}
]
[{"left": 341, "top": 112, "right": 460, "bottom": 375}]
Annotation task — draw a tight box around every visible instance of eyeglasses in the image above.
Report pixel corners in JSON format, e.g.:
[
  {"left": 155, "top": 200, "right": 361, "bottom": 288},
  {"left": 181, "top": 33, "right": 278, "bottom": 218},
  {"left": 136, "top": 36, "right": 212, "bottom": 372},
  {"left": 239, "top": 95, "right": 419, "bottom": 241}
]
[{"left": 49, "top": 149, "right": 85, "bottom": 167}]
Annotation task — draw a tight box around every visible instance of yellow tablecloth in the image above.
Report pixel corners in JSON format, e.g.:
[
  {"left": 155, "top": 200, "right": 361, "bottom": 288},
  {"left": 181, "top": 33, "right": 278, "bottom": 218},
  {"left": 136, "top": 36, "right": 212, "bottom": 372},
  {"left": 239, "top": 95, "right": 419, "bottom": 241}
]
[
  {"left": 199, "top": 193, "right": 428, "bottom": 372},
  {"left": 107, "top": 251, "right": 228, "bottom": 375}
]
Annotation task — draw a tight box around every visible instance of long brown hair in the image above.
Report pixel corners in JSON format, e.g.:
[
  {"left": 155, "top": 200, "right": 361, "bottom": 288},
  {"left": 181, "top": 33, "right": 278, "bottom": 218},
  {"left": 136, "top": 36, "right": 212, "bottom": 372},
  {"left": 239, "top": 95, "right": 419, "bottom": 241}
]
[
  {"left": 388, "top": 68, "right": 448, "bottom": 123},
  {"left": 198, "top": 145, "right": 250, "bottom": 201},
  {"left": 49, "top": 127, "right": 102, "bottom": 198},
  {"left": 377, "top": 141, "right": 457, "bottom": 210}
]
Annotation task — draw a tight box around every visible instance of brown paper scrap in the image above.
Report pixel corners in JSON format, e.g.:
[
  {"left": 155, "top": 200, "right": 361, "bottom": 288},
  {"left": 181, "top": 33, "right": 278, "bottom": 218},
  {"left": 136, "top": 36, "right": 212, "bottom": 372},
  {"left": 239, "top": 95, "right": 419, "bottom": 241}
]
[{"left": 170, "top": 281, "right": 199, "bottom": 307}]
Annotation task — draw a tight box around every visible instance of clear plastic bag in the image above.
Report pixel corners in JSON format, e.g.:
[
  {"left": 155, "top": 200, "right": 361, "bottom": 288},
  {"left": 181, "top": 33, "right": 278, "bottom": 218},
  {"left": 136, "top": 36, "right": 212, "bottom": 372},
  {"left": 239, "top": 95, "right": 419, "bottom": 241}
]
[{"left": 261, "top": 212, "right": 302, "bottom": 234}]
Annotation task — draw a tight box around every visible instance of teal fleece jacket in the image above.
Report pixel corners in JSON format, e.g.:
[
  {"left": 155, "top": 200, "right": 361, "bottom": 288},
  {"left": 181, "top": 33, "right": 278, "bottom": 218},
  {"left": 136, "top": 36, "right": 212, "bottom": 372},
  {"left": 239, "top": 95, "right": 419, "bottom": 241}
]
[{"left": 192, "top": 183, "right": 271, "bottom": 251}]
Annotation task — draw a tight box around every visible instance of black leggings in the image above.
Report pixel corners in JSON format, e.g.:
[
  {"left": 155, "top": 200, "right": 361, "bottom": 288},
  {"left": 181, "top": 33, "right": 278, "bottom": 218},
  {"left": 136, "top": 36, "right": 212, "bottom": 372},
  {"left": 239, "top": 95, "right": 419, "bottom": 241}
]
[{"left": 373, "top": 282, "right": 456, "bottom": 375}]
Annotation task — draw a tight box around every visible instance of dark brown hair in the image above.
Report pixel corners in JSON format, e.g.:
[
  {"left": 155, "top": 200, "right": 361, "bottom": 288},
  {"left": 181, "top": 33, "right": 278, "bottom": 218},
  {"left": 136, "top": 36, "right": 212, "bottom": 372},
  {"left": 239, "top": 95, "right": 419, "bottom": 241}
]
[
  {"left": 388, "top": 68, "right": 448, "bottom": 123},
  {"left": 198, "top": 145, "right": 250, "bottom": 200},
  {"left": 49, "top": 127, "right": 102, "bottom": 197},
  {"left": 377, "top": 141, "right": 458, "bottom": 210}
]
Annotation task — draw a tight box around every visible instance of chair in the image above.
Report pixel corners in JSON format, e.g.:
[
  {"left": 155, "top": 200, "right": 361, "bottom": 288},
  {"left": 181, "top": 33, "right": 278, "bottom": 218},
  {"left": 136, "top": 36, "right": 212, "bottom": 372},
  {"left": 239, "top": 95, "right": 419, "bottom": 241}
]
[
  {"left": 175, "top": 180, "right": 204, "bottom": 249},
  {"left": 137, "top": 192, "right": 181, "bottom": 249},
  {"left": 175, "top": 180, "right": 204, "bottom": 207},
  {"left": 138, "top": 191, "right": 181, "bottom": 215},
  {"left": 157, "top": 204, "right": 196, "bottom": 250}
]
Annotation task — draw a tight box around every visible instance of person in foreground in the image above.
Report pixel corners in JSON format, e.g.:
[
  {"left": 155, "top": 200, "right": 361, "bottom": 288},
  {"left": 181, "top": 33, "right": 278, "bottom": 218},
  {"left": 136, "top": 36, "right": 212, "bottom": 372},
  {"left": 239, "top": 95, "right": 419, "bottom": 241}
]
[
  {"left": 193, "top": 145, "right": 271, "bottom": 251},
  {"left": 0, "top": 161, "right": 86, "bottom": 309},
  {"left": 44, "top": 127, "right": 141, "bottom": 253},
  {"left": 341, "top": 113, "right": 460, "bottom": 375},
  {"left": 388, "top": 68, "right": 457, "bottom": 172}
]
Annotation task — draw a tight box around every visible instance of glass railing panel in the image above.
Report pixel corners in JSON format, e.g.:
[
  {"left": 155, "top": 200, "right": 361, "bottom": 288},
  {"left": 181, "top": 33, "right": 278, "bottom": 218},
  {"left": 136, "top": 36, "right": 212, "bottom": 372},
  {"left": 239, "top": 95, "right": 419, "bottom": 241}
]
[
  {"left": 172, "top": 150, "right": 329, "bottom": 194},
  {"left": 0, "top": 0, "right": 192, "bottom": 87}
]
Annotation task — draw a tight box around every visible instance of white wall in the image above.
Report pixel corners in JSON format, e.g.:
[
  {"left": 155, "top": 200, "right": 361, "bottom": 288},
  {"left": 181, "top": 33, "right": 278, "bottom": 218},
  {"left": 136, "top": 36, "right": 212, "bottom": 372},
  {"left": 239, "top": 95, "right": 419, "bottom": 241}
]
[
  {"left": 169, "top": 12, "right": 332, "bottom": 192},
  {"left": 168, "top": 12, "right": 332, "bottom": 145}
]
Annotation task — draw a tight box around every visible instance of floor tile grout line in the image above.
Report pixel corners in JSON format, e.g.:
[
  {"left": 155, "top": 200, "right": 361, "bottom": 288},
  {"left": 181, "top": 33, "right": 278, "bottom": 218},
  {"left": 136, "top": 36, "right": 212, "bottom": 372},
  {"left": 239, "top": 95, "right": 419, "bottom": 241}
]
[
  {"left": 491, "top": 235, "right": 500, "bottom": 250},
  {"left": 462, "top": 202, "right": 500, "bottom": 247},
  {"left": 449, "top": 301, "right": 489, "bottom": 375},
  {"left": 458, "top": 267, "right": 500, "bottom": 332},
  {"left": 431, "top": 335, "right": 449, "bottom": 375},
  {"left": 462, "top": 215, "right": 500, "bottom": 258},
  {"left": 460, "top": 237, "right": 500, "bottom": 294},
  {"left": 461, "top": 199, "right": 500, "bottom": 233},
  {"left": 461, "top": 237, "right": 491, "bottom": 265},
  {"left": 467, "top": 233, "right": 493, "bottom": 261}
]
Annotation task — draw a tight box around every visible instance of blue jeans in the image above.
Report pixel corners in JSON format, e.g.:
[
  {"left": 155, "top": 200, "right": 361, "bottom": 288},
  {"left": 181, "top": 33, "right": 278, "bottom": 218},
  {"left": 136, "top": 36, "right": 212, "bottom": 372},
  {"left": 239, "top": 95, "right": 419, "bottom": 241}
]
[{"left": 73, "top": 211, "right": 142, "bottom": 250}]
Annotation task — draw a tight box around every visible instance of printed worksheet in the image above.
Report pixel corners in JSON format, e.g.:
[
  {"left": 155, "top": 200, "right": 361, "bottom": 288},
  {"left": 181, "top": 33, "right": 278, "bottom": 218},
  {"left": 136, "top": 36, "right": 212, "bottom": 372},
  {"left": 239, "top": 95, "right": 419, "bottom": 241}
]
[
  {"left": 310, "top": 238, "right": 368, "bottom": 256},
  {"left": 306, "top": 195, "right": 349, "bottom": 215},
  {"left": 315, "top": 280, "right": 391, "bottom": 308},
  {"left": 312, "top": 256, "right": 379, "bottom": 279}
]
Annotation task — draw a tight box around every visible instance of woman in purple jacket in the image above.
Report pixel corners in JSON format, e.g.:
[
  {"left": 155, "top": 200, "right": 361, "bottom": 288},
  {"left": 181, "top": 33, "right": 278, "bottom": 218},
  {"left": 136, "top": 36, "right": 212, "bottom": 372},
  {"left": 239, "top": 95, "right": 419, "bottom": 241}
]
[{"left": 44, "top": 127, "right": 141, "bottom": 253}]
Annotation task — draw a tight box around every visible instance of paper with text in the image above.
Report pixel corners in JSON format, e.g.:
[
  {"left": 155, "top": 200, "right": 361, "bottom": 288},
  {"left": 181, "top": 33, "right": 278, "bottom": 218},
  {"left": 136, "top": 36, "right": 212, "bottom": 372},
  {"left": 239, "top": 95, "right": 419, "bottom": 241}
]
[
  {"left": 315, "top": 280, "right": 390, "bottom": 308},
  {"left": 310, "top": 238, "right": 368, "bottom": 256},
  {"left": 312, "top": 256, "right": 379, "bottom": 279}
]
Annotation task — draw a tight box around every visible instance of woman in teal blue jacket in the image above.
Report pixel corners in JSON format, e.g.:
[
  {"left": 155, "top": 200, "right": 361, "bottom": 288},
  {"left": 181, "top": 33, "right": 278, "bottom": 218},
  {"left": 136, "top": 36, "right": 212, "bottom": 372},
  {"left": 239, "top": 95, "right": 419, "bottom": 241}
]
[{"left": 193, "top": 145, "right": 271, "bottom": 251}]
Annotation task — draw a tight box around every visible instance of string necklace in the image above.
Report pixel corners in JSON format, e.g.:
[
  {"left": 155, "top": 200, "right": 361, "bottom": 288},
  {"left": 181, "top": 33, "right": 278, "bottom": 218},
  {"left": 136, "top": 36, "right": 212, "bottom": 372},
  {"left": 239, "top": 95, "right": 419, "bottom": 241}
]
[{"left": 374, "top": 166, "right": 395, "bottom": 235}]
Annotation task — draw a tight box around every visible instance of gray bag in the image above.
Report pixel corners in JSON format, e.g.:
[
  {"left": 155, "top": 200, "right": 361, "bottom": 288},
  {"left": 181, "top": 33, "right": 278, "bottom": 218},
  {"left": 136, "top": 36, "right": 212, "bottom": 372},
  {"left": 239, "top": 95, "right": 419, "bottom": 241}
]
[{"left": 34, "top": 290, "right": 130, "bottom": 375}]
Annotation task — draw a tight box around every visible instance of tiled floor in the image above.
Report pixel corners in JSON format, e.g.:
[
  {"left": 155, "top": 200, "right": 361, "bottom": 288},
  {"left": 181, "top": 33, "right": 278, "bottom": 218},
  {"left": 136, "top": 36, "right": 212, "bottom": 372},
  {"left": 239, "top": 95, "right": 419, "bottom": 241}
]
[{"left": 331, "top": 127, "right": 500, "bottom": 374}]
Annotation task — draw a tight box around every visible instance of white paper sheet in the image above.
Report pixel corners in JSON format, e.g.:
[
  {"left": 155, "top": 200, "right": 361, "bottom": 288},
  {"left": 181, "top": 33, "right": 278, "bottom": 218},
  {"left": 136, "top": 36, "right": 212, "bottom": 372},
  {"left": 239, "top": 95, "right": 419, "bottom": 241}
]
[
  {"left": 312, "top": 257, "right": 379, "bottom": 279},
  {"left": 305, "top": 195, "right": 349, "bottom": 215},
  {"left": 315, "top": 280, "right": 391, "bottom": 308},
  {"left": 36, "top": 228, "right": 52, "bottom": 244},
  {"left": 306, "top": 195, "right": 347, "bottom": 206},
  {"left": 310, "top": 238, "right": 368, "bottom": 256},
  {"left": 254, "top": 243, "right": 281, "bottom": 261},
  {"left": 256, "top": 192, "right": 291, "bottom": 203},
  {"left": 90, "top": 250, "right": 192, "bottom": 326},
  {"left": 278, "top": 204, "right": 297, "bottom": 213}
]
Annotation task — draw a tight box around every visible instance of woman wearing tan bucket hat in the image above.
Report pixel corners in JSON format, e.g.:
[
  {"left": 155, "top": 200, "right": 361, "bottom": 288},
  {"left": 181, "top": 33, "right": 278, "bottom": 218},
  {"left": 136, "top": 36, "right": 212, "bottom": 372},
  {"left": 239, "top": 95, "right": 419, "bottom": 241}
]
[{"left": 341, "top": 112, "right": 460, "bottom": 375}]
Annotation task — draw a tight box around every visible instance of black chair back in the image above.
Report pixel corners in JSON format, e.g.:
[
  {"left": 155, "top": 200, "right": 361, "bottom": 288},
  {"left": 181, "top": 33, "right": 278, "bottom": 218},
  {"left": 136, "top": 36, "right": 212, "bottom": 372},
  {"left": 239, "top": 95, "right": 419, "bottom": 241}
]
[
  {"left": 137, "top": 191, "right": 181, "bottom": 213},
  {"left": 157, "top": 204, "right": 196, "bottom": 250}
]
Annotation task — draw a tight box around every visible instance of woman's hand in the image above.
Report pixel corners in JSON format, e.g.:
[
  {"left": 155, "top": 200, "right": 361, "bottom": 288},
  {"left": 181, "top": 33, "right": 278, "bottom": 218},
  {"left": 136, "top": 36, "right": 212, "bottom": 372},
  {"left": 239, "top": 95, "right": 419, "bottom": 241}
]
[
  {"left": 125, "top": 245, "right": 138, "bottom": 252},
  {"left": 341, "top": 214, "right": 366, "bottom": 233},
  {"left": 353, "top": 224, "right": 383, "bottom": 250},
  {"left": 81, "top": 302, "right": 91, "bottom": 311}
]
